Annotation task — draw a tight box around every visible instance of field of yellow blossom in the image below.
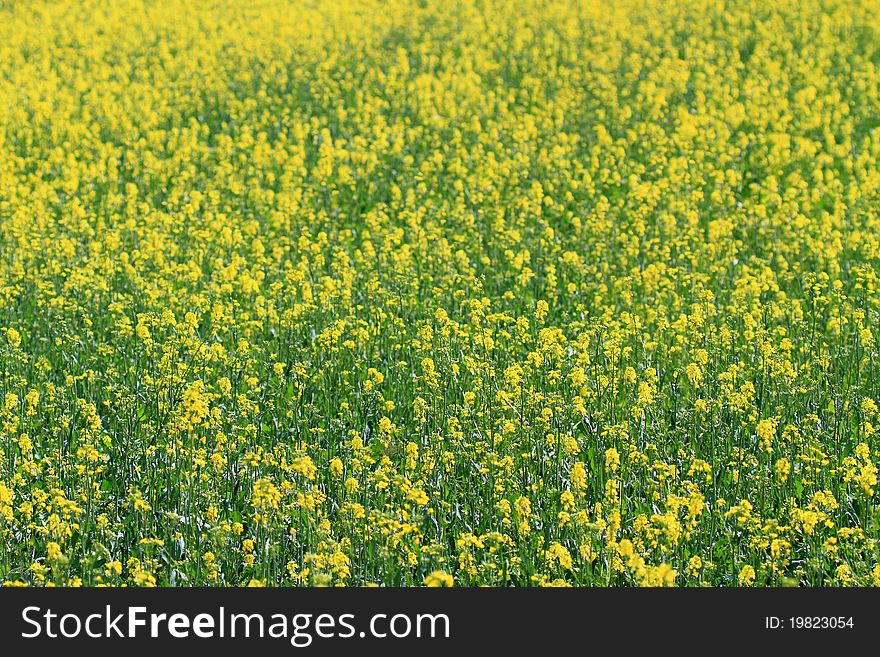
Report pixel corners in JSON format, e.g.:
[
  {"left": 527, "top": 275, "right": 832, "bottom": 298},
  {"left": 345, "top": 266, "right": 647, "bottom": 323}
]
[{"left": 1, "top": 0, "right": 880, "bottom": 587}]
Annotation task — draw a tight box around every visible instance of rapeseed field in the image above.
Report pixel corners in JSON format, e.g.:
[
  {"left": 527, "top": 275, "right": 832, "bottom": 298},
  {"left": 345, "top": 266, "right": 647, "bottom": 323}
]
[{"left": 1, "top": 0, "right": 880, "bottom": 586}]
